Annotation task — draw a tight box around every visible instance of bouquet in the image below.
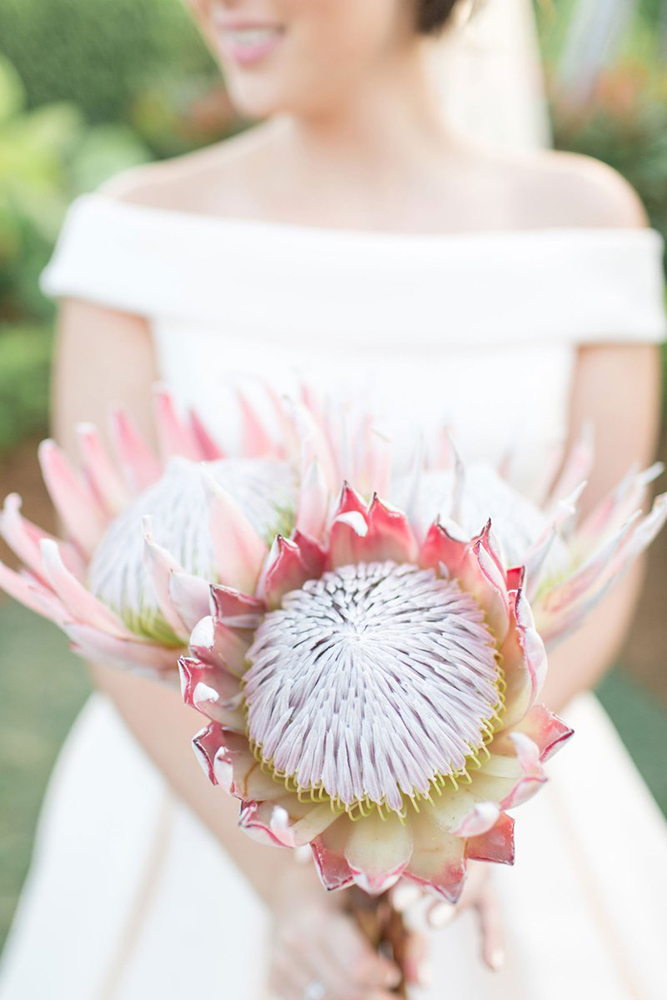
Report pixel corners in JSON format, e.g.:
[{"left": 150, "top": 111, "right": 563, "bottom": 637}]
[{"left": 2, "top": 384, "right": 665, "bottom": 994}]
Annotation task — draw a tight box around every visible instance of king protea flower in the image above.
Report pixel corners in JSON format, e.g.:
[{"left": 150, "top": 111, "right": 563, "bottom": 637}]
[
  {"left": 181, "top": 425, "right": 666, "bottom": 900},
  {"left": 0, "top": 384, "right": 388, "bottom": 678}
]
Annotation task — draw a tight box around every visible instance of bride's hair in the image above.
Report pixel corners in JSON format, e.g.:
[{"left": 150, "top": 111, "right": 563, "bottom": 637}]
[{"left": 417, "top": 0, "right": 460, "bottom": 34}]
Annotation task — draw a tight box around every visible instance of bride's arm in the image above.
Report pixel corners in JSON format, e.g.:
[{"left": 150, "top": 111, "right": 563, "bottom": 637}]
[
  {"left": 52, "top": 296, "right": 404, "bottom": 998},
  {"left": 539, "top": 340, "right": 663, "bottom": 712},
  {"left": 52, "top": 297, "right": 292, "bottom": 904}
]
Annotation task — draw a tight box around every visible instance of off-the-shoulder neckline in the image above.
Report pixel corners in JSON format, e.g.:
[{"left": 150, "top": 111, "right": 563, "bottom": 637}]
[{"left": 78, "top": 191, "right": 665, "bottom": 247}]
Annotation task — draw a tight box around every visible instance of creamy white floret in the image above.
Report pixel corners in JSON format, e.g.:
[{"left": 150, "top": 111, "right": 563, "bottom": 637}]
[
  {"left": 88, "top": 456, "right": 295, "bottom": 641},
  {"left": 394, "top": 463, "right": 571, "bottom": 576}
]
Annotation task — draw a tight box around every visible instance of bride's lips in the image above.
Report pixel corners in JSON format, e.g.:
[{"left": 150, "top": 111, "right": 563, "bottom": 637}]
[{"left": 212, "top": 15, "right": 287, "bottom": 67}]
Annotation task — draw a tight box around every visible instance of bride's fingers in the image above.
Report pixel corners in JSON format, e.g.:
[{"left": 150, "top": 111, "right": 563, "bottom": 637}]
[
  {"left": 390, "top": 880, "right": 422, "bottom": 914},
  {"left": 426, "top": 899, "right": 457, "bottom": 929},
  {"left": 319, "top": 910, "right": 401, "bottom": 992},
  {"left": 402, "top": 928, "right": 431, "bottom": 987},
  {"left": 269, "top": 901, "right": 400, "bottom": 999},
  {"left": 475, "top": 883, "right": 505, "bottom": 972},
  {"left": 391, "top": 879, "right": 452, "bottom": 934},
  {"left": 266, "top": 948, "right": 307, "bottom": 999},
  {"left": 302, "top": 932, "right": 377, "bottom": 1000},
  {"left": 392, "top": 867, "right": 506, "bottom": 977}
]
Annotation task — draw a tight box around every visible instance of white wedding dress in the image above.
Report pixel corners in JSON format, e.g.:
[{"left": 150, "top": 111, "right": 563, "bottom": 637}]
[{"left": 1, "top": 192, "right": 667, "bottom": 1000}]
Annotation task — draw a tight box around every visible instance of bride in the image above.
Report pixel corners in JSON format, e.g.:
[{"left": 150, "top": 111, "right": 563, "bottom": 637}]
[{"left": 1, "top": 1, "right": 666, "bottom": 997}]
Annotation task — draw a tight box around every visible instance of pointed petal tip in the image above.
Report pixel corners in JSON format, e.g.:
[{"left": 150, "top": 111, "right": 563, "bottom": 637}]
[
  {"left": 466, "top": 813, "right": 515, "bottom": 866},
  {"left": 202, "top": 468, "right": 268, "bottom": 594},
  {"left": 350, "top": 866, "right": 405, "bottom": 896},
  {"left": 310, "top": 837, "right": 355, "bottom": 892},
  {"left": 452, "top": 801, "right": 501, "bottom": 839},
  {"left": 2, "top": 492, "right": 22, "bottom": 513},
  {"left": 404, "top": 865, "right": 467, "bottom": 905},
  {"left": 518, "top": 704, "right": 574, "bottom": 762},
  {"left": 336, "top": 481, "right": 366, "bottom": 514},
  {"left": 37, "top": 436, "right": 56, "bottom": 457},
  {"left": 257, "top": 533, "right": 311, "bottom": 608},
  {"left": 239, "top": 801, "right": 295, "bottom": 848},
  {"left": 192, "top": 722, "right": 223, "bottom": 784}
]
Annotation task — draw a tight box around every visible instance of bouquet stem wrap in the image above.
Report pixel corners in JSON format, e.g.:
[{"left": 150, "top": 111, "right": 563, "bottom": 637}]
[{"left": 346, "top": 888, "right": 408, "bottom": 997}]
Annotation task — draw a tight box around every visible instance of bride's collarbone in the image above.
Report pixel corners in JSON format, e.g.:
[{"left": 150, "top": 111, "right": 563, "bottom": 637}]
[{"left": 98, "top": 140, "right": 647, "bottom": 235}]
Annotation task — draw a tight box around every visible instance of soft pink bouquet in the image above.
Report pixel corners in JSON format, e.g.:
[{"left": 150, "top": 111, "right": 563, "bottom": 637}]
[{"left": 2, "top": 385, "right": 665, "bottom": 993}]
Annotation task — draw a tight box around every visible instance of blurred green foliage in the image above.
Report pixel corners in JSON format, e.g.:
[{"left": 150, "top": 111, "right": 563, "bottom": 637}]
[
  {"left": 554, "top": 75, "right": 667, "bottom": 247},
  {"left": 0, "top": 0, "right": 239, "bottom": 456},
  {"left": 0, "top": 55, "right": 152, "bottom": 325},
  {"left": 0, "top": 0, "right": 238, "bottom": 325},
  {"left": 0, "top": 325, "right": 52, "bottom": 453},
  {"left": 0, "top": 0, "right": 215, "bottom": 128},
  {"left": 0, "top": 0, "right": 235, "bottom": 161},
  {"left": 543, "top": 10, "right": 667, "bottom": 265},
  {"left": 0, "top": 48, "right": 154, "bottom": 455}
]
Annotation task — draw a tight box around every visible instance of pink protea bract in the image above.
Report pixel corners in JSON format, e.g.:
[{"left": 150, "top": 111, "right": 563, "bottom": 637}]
[{"left": 0, "top": 384, "right": 389, "bottom": 678}]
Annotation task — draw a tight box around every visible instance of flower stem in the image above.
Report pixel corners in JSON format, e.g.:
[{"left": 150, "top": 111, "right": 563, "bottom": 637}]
[{"left": 345, "top": 886, "right": 408, "bottom": 997}]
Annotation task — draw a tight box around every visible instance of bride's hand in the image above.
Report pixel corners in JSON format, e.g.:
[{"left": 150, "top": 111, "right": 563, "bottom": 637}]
[
  {"left": 391, "top": 861, "right": 505, "bottom": 975},
  {"left": 264, "top": 860, "right": 426, "bottom": 999}
]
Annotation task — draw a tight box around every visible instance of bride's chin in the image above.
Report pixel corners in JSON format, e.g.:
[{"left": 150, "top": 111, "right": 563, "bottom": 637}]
[
  {"left": 225, "top": 84, "right": 290, "bottom": 121},
  {"left": 223, "top": 72, "right": 306, "bottom": 120}
]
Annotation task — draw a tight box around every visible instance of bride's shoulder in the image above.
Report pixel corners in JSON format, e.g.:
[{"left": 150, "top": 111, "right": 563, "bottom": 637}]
[
  {"left": 498, "top": 147, "right": 648, "bottom": 230},
  {"left": 96, "top": 122, "right": 274, "bottom": 215},
  {"left": 94, "top": 125, "right": 648, "bottom": 233}
]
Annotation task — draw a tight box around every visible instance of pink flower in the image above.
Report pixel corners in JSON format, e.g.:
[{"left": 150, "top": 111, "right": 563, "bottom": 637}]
[
  {"left": 0, "top": 386, "right": 303, "bottom": 676},
  {"left": 183, "top": 479, "right": 576, "bottom": 900},
  {"left": 178, "top": 423, "right": 665, "bottom": 900}
]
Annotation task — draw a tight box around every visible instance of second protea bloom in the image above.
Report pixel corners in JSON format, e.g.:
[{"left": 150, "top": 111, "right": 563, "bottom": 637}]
[
  {"left": 184, "top": 482, "right": 574, "bottom": 900},
  {"left": 0, "top": 382, "right": 390, "bottom": 678},
  {"left": 0, "top": 386, "right": 311, "bottom": 676}
]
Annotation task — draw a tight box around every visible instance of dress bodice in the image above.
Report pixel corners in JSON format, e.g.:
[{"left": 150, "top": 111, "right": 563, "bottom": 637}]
[{"left": 40, "top": 192, "right": 667, "bottom": 489}]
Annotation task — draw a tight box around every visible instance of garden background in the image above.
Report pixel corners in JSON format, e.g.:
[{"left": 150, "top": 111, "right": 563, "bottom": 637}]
[{"left": 1, "top": 0, "right": 666, "bottom": 949}]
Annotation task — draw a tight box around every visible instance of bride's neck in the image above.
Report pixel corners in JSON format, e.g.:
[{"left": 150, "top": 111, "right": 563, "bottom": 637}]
[{"left": 270, "top": 42, "right": 465, "bottom": 175}]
